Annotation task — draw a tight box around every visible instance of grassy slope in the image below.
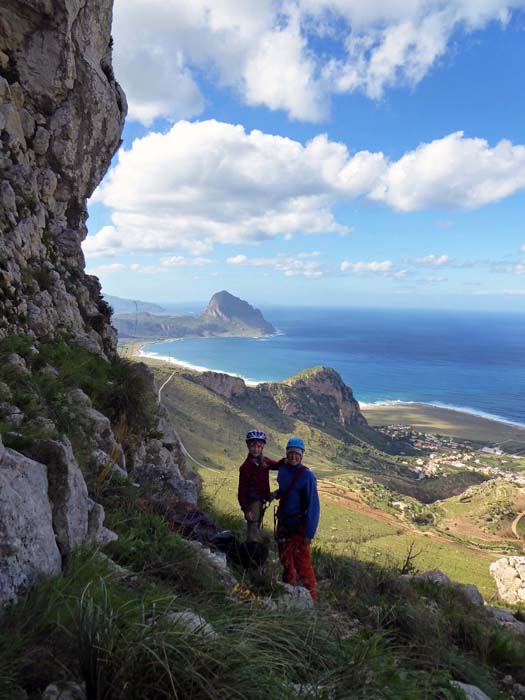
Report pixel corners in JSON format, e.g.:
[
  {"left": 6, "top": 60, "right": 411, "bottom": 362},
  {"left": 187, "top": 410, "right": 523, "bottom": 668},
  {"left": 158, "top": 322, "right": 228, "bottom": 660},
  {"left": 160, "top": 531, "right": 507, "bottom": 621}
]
[
  {"left": 154, "top": 364, "right": 506, "bottom": 598},
  {"left": 3, "top": 340, "right": 525, "bottom": 699}
]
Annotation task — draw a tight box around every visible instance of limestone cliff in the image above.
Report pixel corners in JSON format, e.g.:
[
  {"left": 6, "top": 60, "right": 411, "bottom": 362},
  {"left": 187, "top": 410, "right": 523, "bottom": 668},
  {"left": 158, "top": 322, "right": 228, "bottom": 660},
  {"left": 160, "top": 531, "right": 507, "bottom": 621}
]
[
  {"left": 278, "top": 366, "right": 368, "bottom": 429},
  {"left": 0, "top": 1, "right": 199, "bottom": 610},
  {"left": 0, "top": 0, "right": 126, "bottom": 356}
]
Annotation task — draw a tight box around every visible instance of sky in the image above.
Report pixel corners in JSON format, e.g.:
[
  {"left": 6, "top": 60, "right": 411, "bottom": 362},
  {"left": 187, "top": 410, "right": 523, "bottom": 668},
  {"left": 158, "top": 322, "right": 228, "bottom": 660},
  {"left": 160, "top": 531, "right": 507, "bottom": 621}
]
[{"left": 84, "top": 0, "right": 525, "bottom": 310}]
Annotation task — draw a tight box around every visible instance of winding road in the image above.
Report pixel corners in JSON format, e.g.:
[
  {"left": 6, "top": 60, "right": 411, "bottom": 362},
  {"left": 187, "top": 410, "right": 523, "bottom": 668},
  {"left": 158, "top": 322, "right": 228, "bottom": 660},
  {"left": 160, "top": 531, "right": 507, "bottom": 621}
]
[{"left": 511, "top": 511, "right": 525, "bottom": 540}]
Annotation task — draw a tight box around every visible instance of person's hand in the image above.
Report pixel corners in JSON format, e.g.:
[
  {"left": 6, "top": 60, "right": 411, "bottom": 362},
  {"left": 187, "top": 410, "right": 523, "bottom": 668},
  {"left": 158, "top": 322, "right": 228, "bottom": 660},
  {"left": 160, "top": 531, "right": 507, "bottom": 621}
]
[
  {"left": 303, "top": 537, "right": 312, "bottom": 545},
  {"left": 245, "top": 507, "right": 257, "bottom": 523},
  {"left": 268, "top": 489, "right": 280, "bottom": 502}
]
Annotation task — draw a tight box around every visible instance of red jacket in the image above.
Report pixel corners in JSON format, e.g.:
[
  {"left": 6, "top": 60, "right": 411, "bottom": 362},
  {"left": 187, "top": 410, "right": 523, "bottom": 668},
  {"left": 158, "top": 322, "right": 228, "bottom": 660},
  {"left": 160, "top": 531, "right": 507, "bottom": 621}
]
[{"left": 237, "top": 455, "right": 278, "bottom": 513}]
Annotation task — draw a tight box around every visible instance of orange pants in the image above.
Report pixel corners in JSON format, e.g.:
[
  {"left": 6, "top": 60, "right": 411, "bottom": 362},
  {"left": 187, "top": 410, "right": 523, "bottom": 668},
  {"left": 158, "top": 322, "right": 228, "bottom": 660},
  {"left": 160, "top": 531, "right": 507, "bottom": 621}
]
[{"left": 278, "top": 534, "right": 317, "bottom": 602}]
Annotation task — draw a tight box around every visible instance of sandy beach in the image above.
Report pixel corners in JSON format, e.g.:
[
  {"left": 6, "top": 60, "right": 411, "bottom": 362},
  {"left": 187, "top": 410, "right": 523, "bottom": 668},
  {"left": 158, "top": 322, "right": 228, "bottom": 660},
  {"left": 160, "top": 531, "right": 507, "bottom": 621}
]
[
  {"left": 122, "top": 338, "right": 525, "bottom": 447},
  {"left": 363, "top": 402, "right": 525, "bottom": 447}
]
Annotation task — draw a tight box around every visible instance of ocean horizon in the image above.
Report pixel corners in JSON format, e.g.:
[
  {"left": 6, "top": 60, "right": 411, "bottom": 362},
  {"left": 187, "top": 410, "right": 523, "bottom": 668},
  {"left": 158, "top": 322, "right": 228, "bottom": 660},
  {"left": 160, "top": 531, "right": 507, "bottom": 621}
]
[{"left": 140, "top": 306, "right": 525, "bottom": 427}]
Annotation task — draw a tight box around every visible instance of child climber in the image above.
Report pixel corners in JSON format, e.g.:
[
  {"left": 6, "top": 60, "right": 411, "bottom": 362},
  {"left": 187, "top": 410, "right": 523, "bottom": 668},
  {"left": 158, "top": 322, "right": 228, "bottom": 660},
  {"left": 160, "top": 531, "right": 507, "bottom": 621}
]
[
  {"left": 237, "top": 430, "right": 277, "bottom": 542},
  {"left": 275, "top": 437, "right": 320, "bottom": 602}
]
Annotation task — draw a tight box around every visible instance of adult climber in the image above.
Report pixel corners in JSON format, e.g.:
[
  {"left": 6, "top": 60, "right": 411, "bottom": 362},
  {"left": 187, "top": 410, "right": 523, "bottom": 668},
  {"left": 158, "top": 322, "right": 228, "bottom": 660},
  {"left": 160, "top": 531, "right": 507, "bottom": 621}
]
[
  {"left": 275, "top": 437, "right": 320, "bottom": 602},
  {"left": 237, "top": 429, "right": 277, "bottom": 542}
]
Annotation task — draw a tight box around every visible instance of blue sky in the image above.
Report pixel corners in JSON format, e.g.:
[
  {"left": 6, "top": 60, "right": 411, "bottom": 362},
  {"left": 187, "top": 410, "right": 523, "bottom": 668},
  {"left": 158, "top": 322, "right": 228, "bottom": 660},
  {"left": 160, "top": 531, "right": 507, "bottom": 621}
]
[{"left": 85, "top": 1, "right": 525, "bottom": 310}]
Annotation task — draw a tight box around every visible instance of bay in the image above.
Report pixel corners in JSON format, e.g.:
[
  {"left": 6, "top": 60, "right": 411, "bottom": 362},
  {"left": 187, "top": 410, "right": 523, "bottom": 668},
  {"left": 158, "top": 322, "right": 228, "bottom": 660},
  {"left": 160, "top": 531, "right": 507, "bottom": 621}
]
[{"left": 142, "top": 307, "right": 525, "bottom": 426}]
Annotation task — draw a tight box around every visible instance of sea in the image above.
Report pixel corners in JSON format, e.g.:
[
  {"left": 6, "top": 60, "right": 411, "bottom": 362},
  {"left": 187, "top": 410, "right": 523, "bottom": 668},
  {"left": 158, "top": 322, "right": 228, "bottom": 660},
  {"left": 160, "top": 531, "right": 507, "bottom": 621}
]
[{"left": 141, "top": 307, "right": 525, "bottom": 426}]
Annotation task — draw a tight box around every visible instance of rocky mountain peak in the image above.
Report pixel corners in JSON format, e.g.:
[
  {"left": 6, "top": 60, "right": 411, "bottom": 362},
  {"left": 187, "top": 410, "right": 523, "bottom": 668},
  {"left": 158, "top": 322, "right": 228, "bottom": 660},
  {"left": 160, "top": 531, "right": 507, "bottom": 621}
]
[
  {"left": 283, "top": 365, "right": 368, "bottom": 428},
  {"left": 201, "top": 291, "right": 276, "bottom": 335}
]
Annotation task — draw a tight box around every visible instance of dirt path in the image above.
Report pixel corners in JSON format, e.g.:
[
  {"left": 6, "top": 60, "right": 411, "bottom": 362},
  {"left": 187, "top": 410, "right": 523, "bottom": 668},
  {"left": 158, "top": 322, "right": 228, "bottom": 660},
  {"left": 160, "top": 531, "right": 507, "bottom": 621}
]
[
  {"left": 317, "top": 479, "right": 503, "bottom": 555},
  {"left": 157, "top": 369, "right": 177, "bottom": 402},
  {"left": 157, "top": 370, "right": 209, "bottom": 471},
  {"left": 511, "top": 511, "right": 525, "bottom": 539}
]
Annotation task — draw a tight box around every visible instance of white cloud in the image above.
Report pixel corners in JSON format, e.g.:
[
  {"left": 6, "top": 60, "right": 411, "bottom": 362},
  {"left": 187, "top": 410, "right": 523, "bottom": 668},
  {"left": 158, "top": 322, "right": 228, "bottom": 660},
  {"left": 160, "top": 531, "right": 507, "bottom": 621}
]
[
  {"left": 491, "top": 261, "right": 525, "bottom": 275},
  {"left": 113, "top": 0, "right": 525, "bottom": 124},
  {"left": 341, "top": 260, "right": 393, "bottom": 274},
  {"left": 160, "top": 256, "right": 211, "bottom": 267},
  {"left": 85, "top": 122, "right": 525, "bottom": 259},
  {"left": 472, "top": 288, "right": 525, "bottom": 296},
  {"left": 370, "top": 132, "right": 525, "bottom": 211},
  {"left": 418, "top": 275, "right": 448, "bottom": 284},
  {"left": 521, "top": 244, "right": 525, "bottom": 253},
  {"left": 227, "top": 255, "right": 248, "bottom": 264},
  {"left": 411, "top": 254, "right": 450, "bottom": 266},
  {"left": 226, "top": 252, "right": 323, "bottom": 277},
  {"left": 86, "top": 263, "right": 127, "bottom": 276},
  {"left": 87, "top": 258, "right": 211, "bottom": 277}
]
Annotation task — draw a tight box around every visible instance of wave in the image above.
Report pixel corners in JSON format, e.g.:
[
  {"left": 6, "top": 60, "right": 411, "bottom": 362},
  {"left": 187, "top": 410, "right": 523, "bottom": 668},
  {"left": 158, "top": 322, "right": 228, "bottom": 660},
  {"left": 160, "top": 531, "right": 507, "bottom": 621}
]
[
  {"left": 360, "top": 399, "right": 525, "bottom": 428},
  {"left": 138, "top": 341, "right": 525, "bottom": 428}
]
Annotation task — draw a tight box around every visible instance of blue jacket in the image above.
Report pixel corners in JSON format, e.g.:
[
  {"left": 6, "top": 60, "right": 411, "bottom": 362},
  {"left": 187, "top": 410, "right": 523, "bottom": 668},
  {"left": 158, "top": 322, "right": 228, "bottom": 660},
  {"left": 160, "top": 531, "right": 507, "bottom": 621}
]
[{"left": 277, "top": 463, "right": 320, "bottom": 540}]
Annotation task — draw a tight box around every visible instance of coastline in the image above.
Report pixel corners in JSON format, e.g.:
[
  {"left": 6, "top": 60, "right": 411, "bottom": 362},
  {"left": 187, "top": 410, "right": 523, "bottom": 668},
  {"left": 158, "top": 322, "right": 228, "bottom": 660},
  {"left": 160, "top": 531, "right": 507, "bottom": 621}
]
[
  {"left": 136, "top": 338, "right": 263, "bottom": 387},
  {"left": 360, "top": 399, "right": 525, "bottom": 430},
  {"left": 129, "top": 338, "right": 525, "bottom": 440}
]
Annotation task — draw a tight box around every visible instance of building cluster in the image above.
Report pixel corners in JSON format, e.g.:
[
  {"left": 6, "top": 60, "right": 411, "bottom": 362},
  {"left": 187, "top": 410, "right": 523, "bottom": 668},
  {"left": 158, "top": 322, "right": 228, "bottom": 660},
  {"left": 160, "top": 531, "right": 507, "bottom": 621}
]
[{"left": 377, "top": 425, "right": 525, "bottom": 484}]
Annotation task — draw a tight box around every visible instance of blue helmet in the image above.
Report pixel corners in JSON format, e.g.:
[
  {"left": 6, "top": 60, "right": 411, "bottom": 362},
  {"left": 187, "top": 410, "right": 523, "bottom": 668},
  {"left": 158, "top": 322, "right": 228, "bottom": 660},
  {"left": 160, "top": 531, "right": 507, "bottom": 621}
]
[
  {"left": 286, "top": 437, "right": 305, "bottom": 452},
  {"left": 246, "top": 429, "right": 267, "bottom": 444}
]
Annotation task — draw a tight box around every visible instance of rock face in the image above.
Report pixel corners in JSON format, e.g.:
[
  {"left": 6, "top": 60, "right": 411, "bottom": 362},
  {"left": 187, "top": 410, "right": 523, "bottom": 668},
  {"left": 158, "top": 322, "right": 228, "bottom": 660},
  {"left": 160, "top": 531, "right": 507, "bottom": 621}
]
[
  {"left": 0, "top": 1, "right": 202, "bottom": 610},
  {"left": 490, "top": 557, "right": 525, "bottom": 604},
  {"left": 201, "top": 291, "right": 275, "bottom": 335},
  {"left": 0, "top": 438, "right": 62, "bottom": 607},
  {"left": 261, "top": 366, "right": 368, "bottom": 433},
  {"left": 0, "top": 0, "right": 126, "bottom": 355},
  {"left": 194, "top": 371, "right": 247, "bottom": 400},
  {"left": 130, "top": 404, "right": 201, "bottom": 504},
  {"left": 27, "top": 438, "right": 90, "bottom": 556}
]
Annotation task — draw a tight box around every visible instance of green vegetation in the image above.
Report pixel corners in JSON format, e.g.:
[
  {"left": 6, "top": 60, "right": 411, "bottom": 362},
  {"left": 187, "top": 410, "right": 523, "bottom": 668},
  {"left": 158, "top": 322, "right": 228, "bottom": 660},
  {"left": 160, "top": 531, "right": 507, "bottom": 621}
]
[
  {"left": 2, "top": 472, "right": 525, "bottom": 699},
  {"left": 147, "top": 364, "right": 511, "bottom": 597},
  {"left": 0, "top": 335, "right": 157, "bottom": 459},
  {"left": 2, "top": 344, "right": 525, "bottom": 699}
]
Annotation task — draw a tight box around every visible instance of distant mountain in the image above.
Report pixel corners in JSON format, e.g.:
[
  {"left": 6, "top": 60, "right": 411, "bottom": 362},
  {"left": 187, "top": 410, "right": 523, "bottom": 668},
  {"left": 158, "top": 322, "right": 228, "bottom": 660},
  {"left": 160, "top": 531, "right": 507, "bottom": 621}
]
[
  {"left": 104, "top": 295, "right": 165, "bottom": 314},
  {"left": 113, "top": 291, "right": 275, "bottom": 339},
  {"left": 201, "top": 291, "right": 276, "bottom": 335}
]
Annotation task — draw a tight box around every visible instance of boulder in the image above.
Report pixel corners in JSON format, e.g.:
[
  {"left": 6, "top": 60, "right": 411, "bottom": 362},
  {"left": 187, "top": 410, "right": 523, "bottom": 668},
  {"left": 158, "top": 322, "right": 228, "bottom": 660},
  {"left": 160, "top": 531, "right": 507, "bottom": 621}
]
[
  {"left": 132, "top": 436, "right": 199, "bottom": 504},
  {"left": 0, "top": 439, "right": 61, "bottom": 608},
  {"left": 166, "top": 610, "right": 218, "bottom": 640},
  {"left": 86, "top": 499, "right": 117, "bottom": 547},
  {"left": 273, "top": 584, "right": 314, "bottom": 610},
  {"left": 485, "top": 605, "right": 525, "bottom": 635},
  {"left": 451, "top": 681, "right": 492, "bottom": 700},
  {"left": 27, "top": 438, "right": 89, "bottom": 555},
  {"left": 489, "top": 557, "right": 525, "bottom": 604},
  {"left": 186, "top": 540, "right": 238, "bottom": 589},
  {"left": 41, "top": 682, "right": 86, "bottom": 700},
  {"left": 406, "top": 570, "right": 484, "bottom": 606}
]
